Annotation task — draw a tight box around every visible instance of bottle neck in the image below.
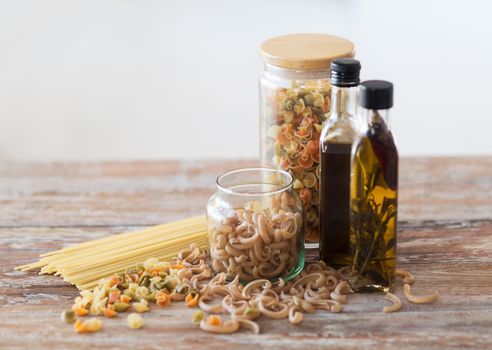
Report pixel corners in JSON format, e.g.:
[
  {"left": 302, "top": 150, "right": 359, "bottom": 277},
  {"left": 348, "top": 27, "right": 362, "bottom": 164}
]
[
  {"left": 362, "top": 108, "right": 391, "bottom": 129},
  {"left": 330, "top": 85, "right": 358, "bottom": 118}
]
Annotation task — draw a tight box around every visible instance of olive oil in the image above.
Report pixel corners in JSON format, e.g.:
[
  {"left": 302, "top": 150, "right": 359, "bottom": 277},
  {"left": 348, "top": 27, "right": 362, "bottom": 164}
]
[{"left": 349, "top": 81, "right": 398, "bottom": 293}]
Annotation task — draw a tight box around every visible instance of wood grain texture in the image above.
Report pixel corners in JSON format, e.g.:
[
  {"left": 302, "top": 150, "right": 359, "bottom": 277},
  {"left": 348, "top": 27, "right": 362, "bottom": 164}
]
[{"left": 1, "top": 157, "right": 491, "bottom": 350}]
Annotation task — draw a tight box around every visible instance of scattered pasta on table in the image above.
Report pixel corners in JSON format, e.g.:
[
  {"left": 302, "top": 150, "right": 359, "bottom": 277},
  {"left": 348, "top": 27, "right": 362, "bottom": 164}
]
[{"left": 51, "top": 244, "right": 438, "bottom": 334}]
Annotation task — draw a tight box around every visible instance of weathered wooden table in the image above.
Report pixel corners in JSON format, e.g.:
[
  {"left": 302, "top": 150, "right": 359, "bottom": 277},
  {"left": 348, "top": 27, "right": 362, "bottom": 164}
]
[{"left": 1, "top": 158, "right": 491, "bottom": 349}]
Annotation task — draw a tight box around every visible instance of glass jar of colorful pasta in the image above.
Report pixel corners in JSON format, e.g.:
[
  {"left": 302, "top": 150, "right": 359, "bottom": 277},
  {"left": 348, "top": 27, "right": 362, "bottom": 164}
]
[
  {"left": 206, "top": 168, "right": 304, "bottom": 282},
  {"left": 259, "top": 33, "right": 355, "bottom": 247}
]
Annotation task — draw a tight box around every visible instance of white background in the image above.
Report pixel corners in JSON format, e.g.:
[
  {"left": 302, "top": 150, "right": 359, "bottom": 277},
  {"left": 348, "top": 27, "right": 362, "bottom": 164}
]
[{"left": 1, "top": 0, "right": 491, "bottom": 161}]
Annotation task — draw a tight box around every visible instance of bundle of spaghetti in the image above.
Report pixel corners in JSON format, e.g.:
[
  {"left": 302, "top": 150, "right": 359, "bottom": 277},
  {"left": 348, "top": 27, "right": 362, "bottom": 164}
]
[{"left": 16, "top": 216, "right": 207, "bottom": 290}]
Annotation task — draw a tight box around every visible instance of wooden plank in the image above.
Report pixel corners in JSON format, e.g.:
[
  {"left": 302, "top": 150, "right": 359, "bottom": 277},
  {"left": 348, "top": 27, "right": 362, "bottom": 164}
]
[
  {"left": 0, "top": 158, "right": 491, "bottom": 349},
  {"left": 0, "top": 160, "right": 257, "bottom": 227},
  {"left": 0, "top": 307, "right": 490, "bottom": 350},
  {"left": 1, "top": 221, "right": 492, "bottom": 349},
  {"left": 0, "top": 158, "right": 491, "bottom": 227}
]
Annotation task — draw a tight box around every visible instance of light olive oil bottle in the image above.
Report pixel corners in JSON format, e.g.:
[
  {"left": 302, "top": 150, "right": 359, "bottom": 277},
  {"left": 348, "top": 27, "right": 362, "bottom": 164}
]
[{"left": 349, "top": 80, "right": 398, "bottom": 293}]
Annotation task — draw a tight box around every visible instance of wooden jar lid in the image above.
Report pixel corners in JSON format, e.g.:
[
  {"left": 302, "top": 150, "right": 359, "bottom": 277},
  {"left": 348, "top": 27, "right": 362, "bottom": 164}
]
[{"left": 260, "top": 33, "right": 355, "bottom": 71}]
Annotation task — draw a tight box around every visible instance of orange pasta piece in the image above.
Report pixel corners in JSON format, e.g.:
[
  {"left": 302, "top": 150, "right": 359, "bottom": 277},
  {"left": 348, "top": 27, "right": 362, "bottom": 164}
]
[{"left": 185, "top": 293, "right": 199, "bottom": 307}]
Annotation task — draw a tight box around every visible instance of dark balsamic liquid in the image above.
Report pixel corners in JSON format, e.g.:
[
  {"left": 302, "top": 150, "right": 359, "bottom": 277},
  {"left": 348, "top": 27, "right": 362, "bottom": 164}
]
[{"left": 319, "top": 142, "right": 352, "bottom": 266}]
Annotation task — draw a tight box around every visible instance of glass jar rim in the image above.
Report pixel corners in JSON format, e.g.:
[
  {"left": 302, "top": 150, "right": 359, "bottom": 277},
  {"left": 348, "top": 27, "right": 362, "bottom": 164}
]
[{"left": 216, "top": 167, "right": 294, "bottom": 197}]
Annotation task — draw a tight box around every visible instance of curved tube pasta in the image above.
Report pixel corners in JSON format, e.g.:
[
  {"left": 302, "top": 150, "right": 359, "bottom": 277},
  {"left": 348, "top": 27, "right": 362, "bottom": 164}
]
[
  {"left": 229, "top": 238, "right": 254, "bottom": 250},
  {"left": 258, "top": 299, "right": 289, "bottom": 319},
  {"left": 222, "top": 295, "right": 248, "bottom": 314},
  {"left": 236, "top": 232, "right": 259, "bottom": 247},
  {"left": 216, "top": 234, "right": 227, "bottom": 249},
  {"left": 383, "top": 292, "right": 402, "bottom": 313},
  {"left": 258, "top": 258, "right": 287, "bottom": 279},
  {"left": 309, "top": 299, "right": 343, "bottom": 313},
  {"left": 225, "top": 244, "right": 244, "bottom": 257},
  {"left": 293, "top": 297, "right": 315, "bottom": 313},
  {"left": 291, "top": 273, "right": 324, "bottom": 290},
  {"left": 403, "top": 284, "right": 438, "bottom": 304},
  {"left": 253, "top": 239, "right": 269, "bottom": 262},
  {"left": 95, "top": 244, "right": 437, "bottom": 336},
  {"left": 199, "top": 296, "right": 224, "bottom": 314},
  {"left": 242, "top": 279, "right": 271, "bottom": 299},
  {"left": 199, "top": 319, "right": 239, "bottom": 334},
  {"left": 257, "top": 215, "right": 272, "bottom": 244},
  {"left": 288, "top": 306, "right": 303, "bottom": 324},
  {"left": 329, "top": 292, "right": 347, "bottom": 304},
  {"left": 334, "top": 281, "right": 351, "bottom": 295},
  {"left": 396, "top": 269, "right": 415, "bottom": 285},
  {"left": 207, "top": 198, "right": 302, "bottom": 281},
  {"left": 231, "top": 307, "right": 261, "bottom": 321},
  {"left": 238, "top": 319, "right": 260, "bottom": 334}
]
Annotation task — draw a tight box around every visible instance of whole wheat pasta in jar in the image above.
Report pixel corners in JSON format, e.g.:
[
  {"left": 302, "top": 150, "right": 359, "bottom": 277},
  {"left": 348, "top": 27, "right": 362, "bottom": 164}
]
[
  {"left": 206, "top": 168, "right": 304, "bottom": 282},
  {"left": 259, "top": 33, "right": 355, "bottom": 246}
]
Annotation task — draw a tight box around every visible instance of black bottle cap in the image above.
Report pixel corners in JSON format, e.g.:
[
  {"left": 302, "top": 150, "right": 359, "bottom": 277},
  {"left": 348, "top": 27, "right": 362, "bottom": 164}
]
[
  {"left": 359, "top": 80, "right": 393, "bottom": 109},
  {"left": 330, "top": 58, "right": 361, "bottom": 87}
]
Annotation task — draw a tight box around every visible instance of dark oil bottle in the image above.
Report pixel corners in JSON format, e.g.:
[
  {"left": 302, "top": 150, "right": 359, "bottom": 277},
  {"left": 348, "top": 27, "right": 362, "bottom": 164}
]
[
  {"left": 319, "top": 59, "right": 360, "bottom": 267},
  {"left": 320, "top": 143, "right": 352, "bottom": 264},
  {"left": 349, "top": 80, "right": 398, "bottom": 293}
]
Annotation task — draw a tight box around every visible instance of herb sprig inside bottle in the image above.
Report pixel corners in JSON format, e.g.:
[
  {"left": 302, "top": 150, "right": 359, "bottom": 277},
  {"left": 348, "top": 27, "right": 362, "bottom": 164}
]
[{"left": 349, "top": 80, "right": 398, "bottom": 293}]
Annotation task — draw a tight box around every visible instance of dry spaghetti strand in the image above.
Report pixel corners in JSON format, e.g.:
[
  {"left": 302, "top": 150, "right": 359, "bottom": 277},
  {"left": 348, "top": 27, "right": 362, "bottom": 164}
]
[{"left": 15, "top": 216, "right": 207, "bottom": 290}]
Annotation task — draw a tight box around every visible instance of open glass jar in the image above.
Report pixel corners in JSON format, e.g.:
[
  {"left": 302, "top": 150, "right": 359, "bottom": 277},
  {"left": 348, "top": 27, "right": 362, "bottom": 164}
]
[
  {"left": 259, "top": 34, "right": 355, "bottom": 247},
  {"left": 206, "top": 168, "right": 304, "bottom": 282}
]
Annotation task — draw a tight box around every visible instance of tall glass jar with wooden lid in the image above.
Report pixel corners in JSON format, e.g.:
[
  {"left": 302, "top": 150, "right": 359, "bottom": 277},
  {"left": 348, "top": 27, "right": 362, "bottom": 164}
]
[{"left": 259, "top": 33, "right": 355, "bottom": 248}]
